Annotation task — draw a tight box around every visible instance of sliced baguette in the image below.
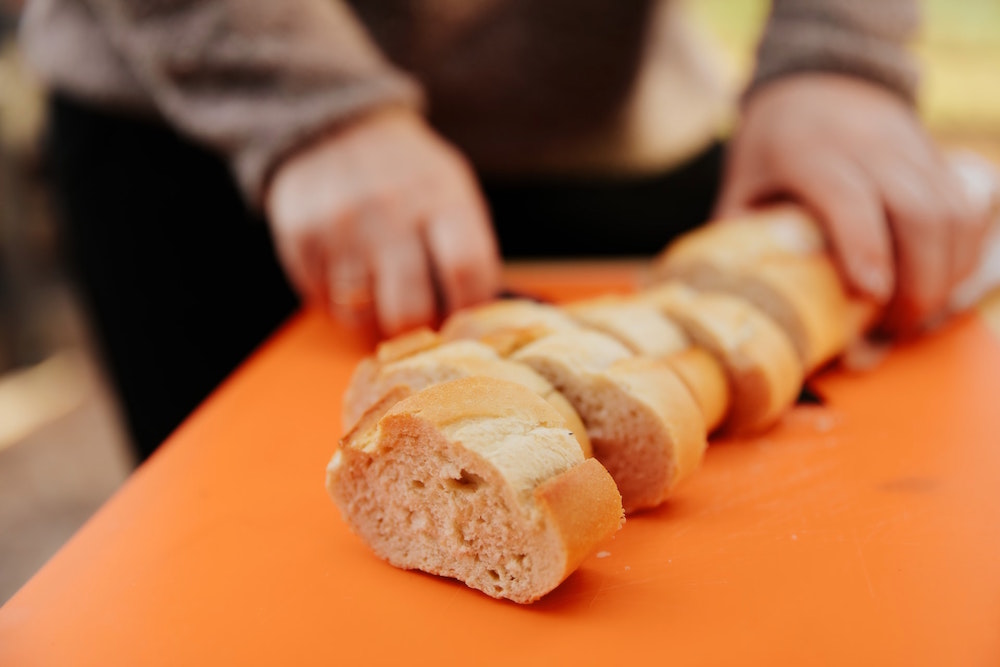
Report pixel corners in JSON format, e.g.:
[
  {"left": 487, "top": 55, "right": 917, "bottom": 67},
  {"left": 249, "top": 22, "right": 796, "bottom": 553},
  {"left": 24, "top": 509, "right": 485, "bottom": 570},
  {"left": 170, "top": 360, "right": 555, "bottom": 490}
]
[
  {"left": 511, "top": 330, "right": 707, "bottom": 512},
  {"left": 651, "top": 207, "right": 876, "bottom": 372},
  {"left": 342, "top": 337, "right": 592, "bottom": 457},
  {"left": 327, "top": 377, "right": 624, "bottom": 604},
  {"left": 639, "top": 283, "right": 803, "bottom": 435}
]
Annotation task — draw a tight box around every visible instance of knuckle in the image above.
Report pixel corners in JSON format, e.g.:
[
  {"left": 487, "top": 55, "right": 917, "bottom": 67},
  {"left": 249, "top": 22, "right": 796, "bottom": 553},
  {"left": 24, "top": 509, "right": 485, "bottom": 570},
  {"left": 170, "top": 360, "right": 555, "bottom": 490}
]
[
  {"left": 898, "top": 205, "right": 939, "bottom": 235},
  {"left": 439, "top": 255, "right": 490, "bottom": 306},
  {"left": 439, "top": 253, "right": 478, "bottom": 288},
  {"left": 902, "top": 272, "right": 947, "bottom": 315},
  {"left": 950, "top": 200, "right": 987, "bottom": 235}
]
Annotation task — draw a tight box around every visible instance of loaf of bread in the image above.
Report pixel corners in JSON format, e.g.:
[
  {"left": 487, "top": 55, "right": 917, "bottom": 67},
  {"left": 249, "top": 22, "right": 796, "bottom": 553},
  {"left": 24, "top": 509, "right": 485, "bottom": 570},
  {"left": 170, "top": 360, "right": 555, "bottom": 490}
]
[
  {"left": 650, "top": 206, "right": 876, "bottom": 373},
  {"left": 639, "top": 283, "right": 803, "bottom": 435},
  {"left": 327, "top": 377, "right": 624, "bottom": 603},
  {"left": 510, "top": 329, "right": 707, "bottom": 512},
  {"left": 342, "top": 332, "right": 592, "bottom": 457}
]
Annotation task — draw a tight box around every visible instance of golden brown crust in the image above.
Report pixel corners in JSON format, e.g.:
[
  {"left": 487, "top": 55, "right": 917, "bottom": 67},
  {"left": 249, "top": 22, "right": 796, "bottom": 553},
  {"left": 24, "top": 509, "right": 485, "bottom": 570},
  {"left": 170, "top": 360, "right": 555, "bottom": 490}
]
[
  {"left": 643, "top": 286, "right": 803, "bottom": 435},
  {"left": 383, "top": 375, "right": 568, "bottom": 429},
  {"left": 512, "top": 330, "right": 706, "bottom": 512},
  {"left": 663, "top": 347, "right": 730, "bottom": 434},
  {"left": 374, "top": 327, "right": 442, "bottom": 363},
  {"left": 339, "top": 385, "right": 412, "bottom": 451},
  {"left": 341, "top": 356, "right": 383, "bottom": 431},
  {"left": 477, "top": 325, "right": 559, "bottom": 357},
  {"left": 440, "top": 299, "right": 579, "bottom": 343},
  {"left": 651, "top": 206, "right": 827, "bottom": 269},
  {"left": 603, "top": 357, "right": 708, "bottom": 508},
  {"left": 650, "top": 208, "right": 878, "bottom": 372},
  {"left": 534, "top": 457, "right": 624, "bottom": 580},
  {"left": 343, "top": 339, "right": 592, "bottom": 457}
]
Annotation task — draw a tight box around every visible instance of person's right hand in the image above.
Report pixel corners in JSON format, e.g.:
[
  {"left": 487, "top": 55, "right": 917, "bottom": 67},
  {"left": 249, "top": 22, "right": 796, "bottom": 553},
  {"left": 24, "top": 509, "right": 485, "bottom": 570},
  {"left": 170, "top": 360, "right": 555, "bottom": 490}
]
[
  {"left": 715, "top": 74, "right": 995, "bottom": 336},
  {"left": 265, "top": 108, "right": 502, "bottom": 337}
]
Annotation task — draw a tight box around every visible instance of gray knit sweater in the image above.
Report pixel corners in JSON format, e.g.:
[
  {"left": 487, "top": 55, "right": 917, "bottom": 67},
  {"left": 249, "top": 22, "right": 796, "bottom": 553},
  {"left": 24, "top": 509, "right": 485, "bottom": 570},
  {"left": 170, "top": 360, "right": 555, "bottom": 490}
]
[{"left": 20, "top": 0, "right": 919, "bottom": 206}]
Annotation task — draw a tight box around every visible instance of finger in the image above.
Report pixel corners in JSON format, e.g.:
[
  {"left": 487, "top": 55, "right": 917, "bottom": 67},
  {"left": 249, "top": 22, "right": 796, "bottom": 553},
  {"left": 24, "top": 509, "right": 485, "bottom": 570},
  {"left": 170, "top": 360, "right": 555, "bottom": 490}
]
[
  {"left": 371, "top": 232, "right": 437, "bottom": 336},
  {"left": 424, "top": 204, "right": 502, "bottom": 313},
  {"left": 328, "top": 251, "right": 374, "bottom": 329},
  {"left": 949, "top": 151, "right": 1000, "bottom": 221},
  {"left": 947, "top": 155, "right": 997, "bottom": 282},
  {"left": 893, "top": 147, "right": 991, "bottom": 288},
  {"left": 930, "top": 166, "right": 990, "bottom": 287},
  {"left": 879, "top": 165, "right": 953, "bottom": 331},
  {"left": 273, "top": 230, "right": 329, "bottom": 306},
  {"left": 782, "top": 159, "right": 894, "bottom": 302}
]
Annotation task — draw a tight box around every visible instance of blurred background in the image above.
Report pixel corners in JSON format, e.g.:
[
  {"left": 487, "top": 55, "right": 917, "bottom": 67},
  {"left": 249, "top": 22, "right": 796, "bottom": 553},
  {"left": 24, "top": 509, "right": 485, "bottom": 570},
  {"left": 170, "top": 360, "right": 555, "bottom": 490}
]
[{"left": 1, "top": 0, "right": 998, "bottom": 603}]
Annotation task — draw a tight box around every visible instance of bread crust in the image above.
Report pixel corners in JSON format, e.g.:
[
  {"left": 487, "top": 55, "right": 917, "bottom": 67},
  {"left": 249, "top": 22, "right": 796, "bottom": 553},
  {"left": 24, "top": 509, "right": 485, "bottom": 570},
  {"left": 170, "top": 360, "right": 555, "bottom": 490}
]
[
  {"left": 440, "top": 299, "right": 580, "bottom": 343},
  {"left": 328, "top": 377, "right": 623, "bottom": 603},
  {"left": 663, "top": 347, "right": 730, "bottom": 433},
  {"left": 342, "top": 338, "right": 592, "bottom": 457},
  {"left": 651, "top": 208, "right": 877, "bottom": 372},
  {"left": 373, "top": 327, "right": 443, "bottom": 363},
  {"left": 640, "top": 284, "right": 803, "bottom": 435},
  {"left": 512, "top": 330, "right": 707, "bottom": 512}
]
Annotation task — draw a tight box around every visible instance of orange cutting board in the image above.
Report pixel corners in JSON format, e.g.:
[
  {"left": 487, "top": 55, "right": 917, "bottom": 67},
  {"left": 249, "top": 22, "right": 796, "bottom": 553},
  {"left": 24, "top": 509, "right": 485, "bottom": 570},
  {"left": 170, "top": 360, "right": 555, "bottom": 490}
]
[{"left": 2, "top": 262, "right": 999, "bottom": 666}]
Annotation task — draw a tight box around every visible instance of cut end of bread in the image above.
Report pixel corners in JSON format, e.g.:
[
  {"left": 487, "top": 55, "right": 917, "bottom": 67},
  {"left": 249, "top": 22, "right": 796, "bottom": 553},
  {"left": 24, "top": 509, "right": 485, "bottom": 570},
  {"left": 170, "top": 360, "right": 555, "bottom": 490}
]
[
  {"left": 657, "top": 290, "right": 803, "bottom": 435},
  {"left": 328, "top": 377, "right": 623, "bottom": 603},
  {"left": 566, "top": 296, "right": 690, "bottom": 357},
  {"left": 663, "top": 347, "right": 730, "bottom": 434},
  {"left": 513, "top": 331, "right": 706, "bottom": 512}
]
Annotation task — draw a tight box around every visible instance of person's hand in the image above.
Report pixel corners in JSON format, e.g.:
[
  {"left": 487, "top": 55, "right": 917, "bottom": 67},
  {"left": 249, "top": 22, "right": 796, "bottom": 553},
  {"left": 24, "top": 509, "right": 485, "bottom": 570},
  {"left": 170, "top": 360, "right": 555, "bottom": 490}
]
[
  {"left": 265, "top": 107, "right": 502, "bottom": 336},
  {"left": 715, "top": 73, "right": 994, "bottom": 335}
]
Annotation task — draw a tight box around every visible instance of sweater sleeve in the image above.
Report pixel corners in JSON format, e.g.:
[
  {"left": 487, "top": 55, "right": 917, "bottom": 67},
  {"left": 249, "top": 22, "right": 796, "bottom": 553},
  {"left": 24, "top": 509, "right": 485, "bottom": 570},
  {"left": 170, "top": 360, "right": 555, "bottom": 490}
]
[
  {"left": 749, "top": 0, "right": 921, "bottom": 104},
  {"left": 81, "top": 0, "right": 423, "bottom": 207}
]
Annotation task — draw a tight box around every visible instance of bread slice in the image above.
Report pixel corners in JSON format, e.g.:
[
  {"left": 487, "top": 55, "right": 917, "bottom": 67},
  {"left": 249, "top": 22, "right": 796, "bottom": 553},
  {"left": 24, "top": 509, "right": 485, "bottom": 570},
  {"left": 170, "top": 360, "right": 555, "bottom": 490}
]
[
  {"left": 650, "top": 207, "right": 876, "bottom": 373},
  {"left": 327, "top": 377, "right": 624, "bottom": 604},
  {"left": 440, "top": 299, "right": 580, "bottom": 346},
  {"left": 342, "top": 337, "right": 592, "bottom": 457},
  {"left": 639, "top": 283, "right": 803, "bottom": 435},
  {"left": 565, "top": 295, "right": 690, "bottom": 357},
  {"left": 511, "top": 330, "right": 707, "bottom": 513}
]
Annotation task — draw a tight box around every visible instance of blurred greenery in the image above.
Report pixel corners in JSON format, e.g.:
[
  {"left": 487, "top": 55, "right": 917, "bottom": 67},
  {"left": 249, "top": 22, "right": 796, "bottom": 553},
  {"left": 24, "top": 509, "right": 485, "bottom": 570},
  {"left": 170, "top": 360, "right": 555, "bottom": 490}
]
[{"left": 690, "top": 0, "right": 1000, "bottom": 136}]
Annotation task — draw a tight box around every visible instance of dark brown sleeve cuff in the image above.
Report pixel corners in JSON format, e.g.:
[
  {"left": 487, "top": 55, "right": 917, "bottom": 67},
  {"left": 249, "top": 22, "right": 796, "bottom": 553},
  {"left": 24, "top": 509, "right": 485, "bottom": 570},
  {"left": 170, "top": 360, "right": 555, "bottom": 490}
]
[
  {"left": 232, "top": 74, "right": 423, "bottom": 209},
  {"left": 748, "top": 0, "right": 920, "bottom": 104}
]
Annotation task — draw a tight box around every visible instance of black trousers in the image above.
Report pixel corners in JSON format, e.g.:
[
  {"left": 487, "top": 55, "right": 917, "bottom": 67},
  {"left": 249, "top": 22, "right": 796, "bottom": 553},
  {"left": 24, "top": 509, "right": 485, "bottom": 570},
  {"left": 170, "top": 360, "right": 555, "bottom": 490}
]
[{"left": 47, "top": 94, "right": 721, "bottom": 461}]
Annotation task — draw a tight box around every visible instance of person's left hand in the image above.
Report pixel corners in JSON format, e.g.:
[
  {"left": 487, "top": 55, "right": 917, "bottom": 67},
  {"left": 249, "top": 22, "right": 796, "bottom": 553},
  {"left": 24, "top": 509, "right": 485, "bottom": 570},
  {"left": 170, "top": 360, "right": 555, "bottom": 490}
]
[{"left": 715, "top": 73, "right": 994, "bottom": 335}]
